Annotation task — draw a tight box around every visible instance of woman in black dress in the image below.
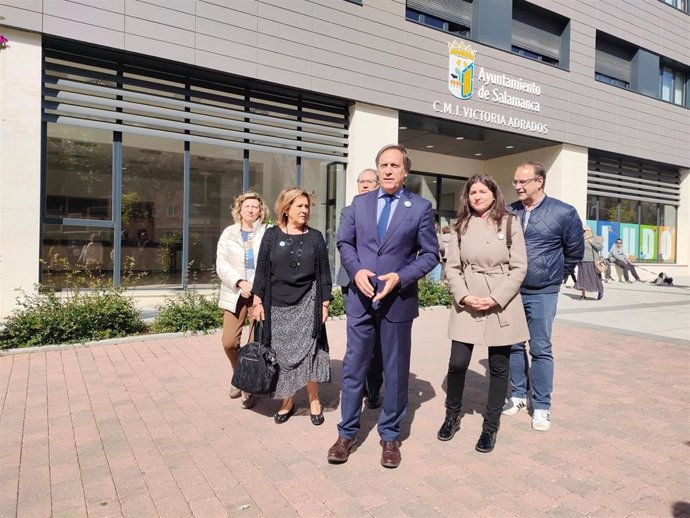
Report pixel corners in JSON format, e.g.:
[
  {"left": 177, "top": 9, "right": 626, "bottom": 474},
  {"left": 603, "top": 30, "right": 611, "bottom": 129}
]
[{"left": 252, "top": 187, "right": 332, "bottom": 425}]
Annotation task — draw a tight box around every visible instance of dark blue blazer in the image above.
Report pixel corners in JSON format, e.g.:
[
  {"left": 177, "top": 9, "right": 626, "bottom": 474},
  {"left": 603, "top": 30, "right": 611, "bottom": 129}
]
[{"left": 337, "top": 188, "right": 438, "bottom": 322}]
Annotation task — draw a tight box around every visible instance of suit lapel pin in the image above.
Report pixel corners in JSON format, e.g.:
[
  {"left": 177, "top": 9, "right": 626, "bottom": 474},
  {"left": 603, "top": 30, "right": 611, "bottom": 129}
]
[{"left": 404, "top": 201, "right": 412, "bottom": 208}]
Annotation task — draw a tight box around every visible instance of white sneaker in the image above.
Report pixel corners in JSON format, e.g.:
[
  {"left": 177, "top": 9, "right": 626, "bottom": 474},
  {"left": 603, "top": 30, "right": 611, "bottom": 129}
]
[
  {"left": 532, "top": 409, "right": 551, "bottom": 431},
  {"left": 501, "top": 397, "right": 527, "bottom": 416}
]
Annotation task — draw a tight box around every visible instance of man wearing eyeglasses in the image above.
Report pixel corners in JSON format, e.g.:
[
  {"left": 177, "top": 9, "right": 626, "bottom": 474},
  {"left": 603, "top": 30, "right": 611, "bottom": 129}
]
[
  {"left": 336, "top": 168, "right": 385, "bottom": 410},
  {"left": 502, "top": 162, "right": 584, "bottom": 432}
]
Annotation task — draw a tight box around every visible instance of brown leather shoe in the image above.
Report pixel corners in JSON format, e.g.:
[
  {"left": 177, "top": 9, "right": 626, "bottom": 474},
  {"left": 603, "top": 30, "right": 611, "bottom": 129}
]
[
  {"left": 327, "top": 436, "right": 358, "bottom": 464},
  {"left": 380, "top": 440, "right": 401, "bottom": 468}
]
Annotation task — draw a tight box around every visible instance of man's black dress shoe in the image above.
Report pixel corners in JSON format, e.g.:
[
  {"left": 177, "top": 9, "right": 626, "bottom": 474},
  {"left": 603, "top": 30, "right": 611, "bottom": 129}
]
[
  {"left": 273, "top": 405, "right": 295, "bottom": 424},
  {"left": 475, "top": 430, "right": 497, "bottom": 453},
  {"left": 380, "top": 440, "right": 401, "bottom": 468},
  {"left": 437, "top": 415, "right": 460, "bottom": 441},
  {"left": 327, "top": 436, "right": 358, "bottom": 463}
]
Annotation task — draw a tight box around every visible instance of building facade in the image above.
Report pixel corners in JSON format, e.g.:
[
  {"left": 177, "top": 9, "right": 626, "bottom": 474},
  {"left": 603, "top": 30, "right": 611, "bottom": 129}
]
[{"left": 1, "top": 0, "right": 689, "bottom": 317}]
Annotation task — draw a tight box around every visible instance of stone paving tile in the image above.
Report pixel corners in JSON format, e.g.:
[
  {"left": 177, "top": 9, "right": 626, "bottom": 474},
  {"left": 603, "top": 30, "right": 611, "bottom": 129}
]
[{"left": 1, "top": 311, "right": 690, "bottom": 517}]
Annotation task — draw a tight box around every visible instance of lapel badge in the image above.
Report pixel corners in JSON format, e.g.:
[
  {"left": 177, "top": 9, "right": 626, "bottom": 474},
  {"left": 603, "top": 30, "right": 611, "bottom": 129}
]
[
  {"left": 404, "top": 201, "right": 412, "bottom": 208},
  {"left": 496, "top": 232, "right": 505, "bottom": 241}
]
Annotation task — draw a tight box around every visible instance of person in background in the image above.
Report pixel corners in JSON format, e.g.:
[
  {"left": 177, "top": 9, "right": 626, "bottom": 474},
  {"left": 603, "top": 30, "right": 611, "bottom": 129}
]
[
  {"left": 438, "top": 174, "right": 528, "bottom": 453},
  {"left": 216, "top": 192, "right": 269, "bottom": 410},
  {"left": 78, "top": 233, "right": 104, "bottom": 269},
  {"left": 253, "top": 188, "right": 332, "bottom": 426},
  {"left": 336, "top": 168, "right": 384, "bottom": 410},
  {"left": 502, "top": 161, "right": 584, "bottom": 432},
  {"left": 575, "top": 226, "right": 604, "bottom": 300},
  {"left": 609, "top": 238, "right": 641, "bottom": 283},
  {"left": 428, "top": 222, "right": 444, "bottom": 283}
]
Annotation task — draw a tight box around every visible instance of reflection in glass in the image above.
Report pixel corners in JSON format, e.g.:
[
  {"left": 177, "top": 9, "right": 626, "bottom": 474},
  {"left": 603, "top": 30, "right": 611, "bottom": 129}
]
[
  {"left": 45, "top": 124, "right": 113, "bottom": 220},
  {"left": 248, "top": 151, "right": 296, "bottom": 218},
  {"left": 406, "top": 173, "right": 438, "bottom": 209},
  {"left": 41, "top": 225, "right": 114, "bottom": 287},
  {"left": 189, "top": 144, "right": 244, "bottom": 284},
  {"left": 440, "top": 177, "right": 465, "bottom": 212},
  {"left": 122, "top": 135, "right": 184, "bottom": 286},
  {"left": 618, "top": 199, "right": 638, "bottom": 223}
]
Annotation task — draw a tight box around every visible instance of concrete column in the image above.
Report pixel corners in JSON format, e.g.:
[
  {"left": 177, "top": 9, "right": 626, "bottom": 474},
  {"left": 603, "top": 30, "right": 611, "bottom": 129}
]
[
  {"left": 545, "top": 144, "right": 589, "bottom": 221},
  {"left": 0, "top": 29, "right": 42, "bottom": 318},
  {"left": 346, "top": 103, "right": 398, "bottom": 201},
  {"left": 677, "top": 168, "right": 690, "bottom": 274}
]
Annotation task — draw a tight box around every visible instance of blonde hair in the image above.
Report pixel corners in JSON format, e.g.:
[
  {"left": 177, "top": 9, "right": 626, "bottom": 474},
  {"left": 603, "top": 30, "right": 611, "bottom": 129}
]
[
  {"left": 274, "top": 187, "right": 314, "bottom": 226},
  {"left": 231, "top": 191, "right": 268, "bottom": 224}
]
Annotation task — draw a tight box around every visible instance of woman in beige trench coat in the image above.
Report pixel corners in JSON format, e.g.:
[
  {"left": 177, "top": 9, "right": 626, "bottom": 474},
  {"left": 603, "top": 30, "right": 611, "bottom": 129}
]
[{"left": 437, "top": 174, "right": 529, "bottom": 453}]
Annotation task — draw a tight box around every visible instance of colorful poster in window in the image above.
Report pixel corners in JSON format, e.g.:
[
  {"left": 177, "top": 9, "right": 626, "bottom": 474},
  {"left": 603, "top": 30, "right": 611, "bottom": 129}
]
[
  {"left": 597, "top": 221, "right": 619, "bottom": 255},
  {"left": 658, "top": 226, "right": 676, "bottom": 262},
  {"left": 638, "top": 225, "right": 657, "bottom": 262},
  {"left": 619, "top": 223, "right": 639, "bottom": 260}
]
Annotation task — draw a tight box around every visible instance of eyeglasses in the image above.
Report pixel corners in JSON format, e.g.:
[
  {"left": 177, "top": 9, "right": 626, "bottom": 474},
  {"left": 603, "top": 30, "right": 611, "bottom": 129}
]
[
  {"left": 358, "top": 179, "right": 378, "bottom": 185},
  {"left": 511, "top": 177, "right": 539, "bottom": 187}
]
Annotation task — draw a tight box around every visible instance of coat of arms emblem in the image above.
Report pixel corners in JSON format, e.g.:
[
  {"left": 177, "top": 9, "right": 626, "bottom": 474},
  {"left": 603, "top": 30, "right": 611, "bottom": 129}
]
[{"left": 448, "top": 40, "right": 477, "bottom": 100}]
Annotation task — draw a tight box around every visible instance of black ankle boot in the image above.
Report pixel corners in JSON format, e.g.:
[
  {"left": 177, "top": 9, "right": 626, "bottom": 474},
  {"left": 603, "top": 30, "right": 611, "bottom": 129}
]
[
  {"left": 475, "top": 430, "right": 497, "bottom": 453},
  {"left": 437, "top": 415, "right": 460, "bottom": 441}
]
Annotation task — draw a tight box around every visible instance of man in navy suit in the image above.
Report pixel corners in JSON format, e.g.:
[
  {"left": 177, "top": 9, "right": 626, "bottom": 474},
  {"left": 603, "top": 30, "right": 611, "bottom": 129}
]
[{"left": 328, "top": 144, "right": 438, "bottom": 468}]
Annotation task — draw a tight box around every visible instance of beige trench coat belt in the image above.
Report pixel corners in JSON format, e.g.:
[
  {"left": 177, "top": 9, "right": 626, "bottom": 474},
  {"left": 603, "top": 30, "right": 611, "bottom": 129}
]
[{"left": 464, "top": 263, "right": 510, "bottom": 327}]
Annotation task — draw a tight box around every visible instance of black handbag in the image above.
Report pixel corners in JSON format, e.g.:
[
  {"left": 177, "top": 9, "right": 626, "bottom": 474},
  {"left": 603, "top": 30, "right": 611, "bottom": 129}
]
[{"left": 231, "top": 320, "right": 279, "bottom": 394}]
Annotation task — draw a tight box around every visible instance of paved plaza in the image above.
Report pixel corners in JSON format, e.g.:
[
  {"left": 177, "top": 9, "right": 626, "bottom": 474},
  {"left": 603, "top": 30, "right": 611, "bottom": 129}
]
[{"left": 1, "top": 280, "right": 689, "bottom": 517}]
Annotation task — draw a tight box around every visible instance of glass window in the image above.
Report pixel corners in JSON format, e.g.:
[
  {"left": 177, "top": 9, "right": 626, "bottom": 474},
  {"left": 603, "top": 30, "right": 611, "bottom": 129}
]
[
  {"left": 660, "top": 65, "right": 687, "bottom": 106},
  {"left": 41, "top": 225, "right": 114, "bottom": 287},
  {"left": 440, "top": 177, "right": 465, "bottom": 213},
  {"left": 300, "top": 158, "right": 330, "bottom": 234},
  {"left": 45, "top": 124, "right": 113, "bottom": 220},
  {"left": 121, "top": 135, "right": 184, "bottom": 285},
  {"left": 640, "top": 201, "right": 658, "bottom": 226},
  {"left": 248, "top": 151, "right": 297, "bottom": 220},
  {"left": 618, "top": 199, "right": 638, "bottom": 224},
  {"left": 598, "top": 196, "right": 617, "bottom": 222},
  {"left": 406, "top": 173, "right": 438, "bottom": 209},
  {"left": 188, "top": 143, "right": 245, "bottom": 284}
]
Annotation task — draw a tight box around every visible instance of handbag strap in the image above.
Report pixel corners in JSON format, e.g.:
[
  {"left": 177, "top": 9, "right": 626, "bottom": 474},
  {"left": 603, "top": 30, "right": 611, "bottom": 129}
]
[{"left": 247, "top": 319, "right": 265, "bottom": 345}]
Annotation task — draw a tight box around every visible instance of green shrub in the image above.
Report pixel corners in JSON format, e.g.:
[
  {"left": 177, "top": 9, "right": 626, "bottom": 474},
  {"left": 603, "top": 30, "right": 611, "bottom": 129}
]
[
  {"left": 0, "top": 288, "right": 146, "bottom": 349},
  {"left": 152, "top": 290, "right": 223, "bottom": 333},
  {"left": 330, "top": 288, "right": 345, "bottom": 317},
  {"left": 418, "top": 278, "right": 452, "bottom": 308}
]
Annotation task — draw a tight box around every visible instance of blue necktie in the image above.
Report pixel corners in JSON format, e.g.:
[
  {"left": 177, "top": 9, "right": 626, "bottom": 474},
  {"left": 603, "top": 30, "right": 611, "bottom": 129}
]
[{"left": 377, "top": 194, "right": 394, "bottom": 241}]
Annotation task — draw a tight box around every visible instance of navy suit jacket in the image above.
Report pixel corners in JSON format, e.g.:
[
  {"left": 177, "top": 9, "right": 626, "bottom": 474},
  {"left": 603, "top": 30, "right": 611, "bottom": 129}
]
[{"left": 337, "top": 188, "right": 438, "bottom": 322}]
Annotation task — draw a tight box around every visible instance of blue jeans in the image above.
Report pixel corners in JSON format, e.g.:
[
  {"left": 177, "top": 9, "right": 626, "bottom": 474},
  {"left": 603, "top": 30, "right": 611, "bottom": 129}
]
[{"left": 510, "top": 292, "right": 558, "bottom": 410}]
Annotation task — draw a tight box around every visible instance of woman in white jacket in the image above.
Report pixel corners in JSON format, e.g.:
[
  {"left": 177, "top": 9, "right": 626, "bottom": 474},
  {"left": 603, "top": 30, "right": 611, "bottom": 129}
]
[{"left": 216, "top": 191, "right": 269, "bottom": 409}]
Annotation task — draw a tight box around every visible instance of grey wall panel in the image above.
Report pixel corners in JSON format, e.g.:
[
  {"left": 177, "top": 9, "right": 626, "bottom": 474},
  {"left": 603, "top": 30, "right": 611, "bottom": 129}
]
[
  {"left": 125, "top": 17, "right": 195, "bottom": 48},
  {"left": 43, "top": 14, "right": 124, "bottom": 49},
  {"left": 3, "top": 0, "right": 689, "bottom": 167},
  {"left": 195, "top": 33, "right": 257, "bottom": 65},
  {"left": 125, "top": 32, "right": 194, "bottom": 63},
  {"left": 195, "top": 17, "right": 258, "bottom": 48},
  {"left": 0, "top": 3, "right": 43, "bottom": 32},
  {"left": 126, "top": 0, "right": 195, "bottom": 31},
  {"left": 44, "top": 0, "right": 124, "bottom": 31},
  {"left": 196, "top": 1, "right": 258, "bottom": 31},
  {"left": 195, "top": 48, "right": 258, "bottom": 78}
]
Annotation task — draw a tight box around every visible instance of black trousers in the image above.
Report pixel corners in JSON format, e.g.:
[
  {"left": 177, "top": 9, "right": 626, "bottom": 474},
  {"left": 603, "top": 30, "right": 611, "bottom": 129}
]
[{"left": 444, "top": 341, "right": 511, "bottom": 433}]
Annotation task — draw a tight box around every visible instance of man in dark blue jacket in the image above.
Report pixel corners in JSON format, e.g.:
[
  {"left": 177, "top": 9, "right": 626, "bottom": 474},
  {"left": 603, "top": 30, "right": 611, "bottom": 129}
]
[{"left": 502, "top": 162, "right": 584, "bottom": 431}]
